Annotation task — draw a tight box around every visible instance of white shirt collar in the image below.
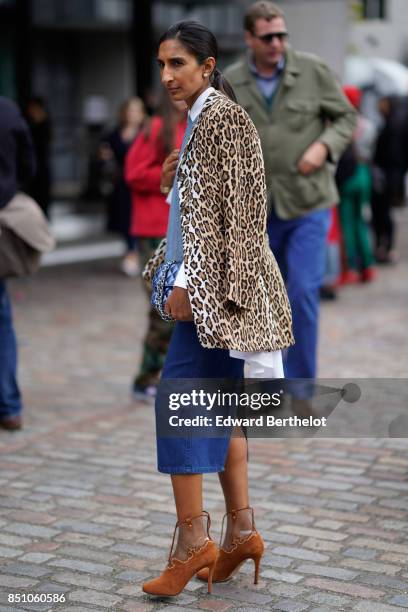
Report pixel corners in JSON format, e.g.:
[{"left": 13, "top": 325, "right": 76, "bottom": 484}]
[{"left": 189, "top": 87, "right": 216, "bottom": 122}]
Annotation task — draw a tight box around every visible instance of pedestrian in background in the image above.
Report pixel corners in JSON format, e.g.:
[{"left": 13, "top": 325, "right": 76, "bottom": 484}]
[
  {"left": 371, "top": 96, "right": 408, "bottom": 264},
  {"left": 224, "top": 1, "right": 356, "bottom": 398},
  {"left": 320, "top": 207, "right": 342, "bottom": 301},
  {"left": 142, "top": 20, "right": 293, "bottom": 598},
  {"left": 25, "top": 96, "right": 52, "bottom": 218},
  {"left": 100, "top": 97, "right": 146, "bottom": 277},
  {"left": 338, "top": 86, "right": 376, "bottom": 284},
  {"left": 0, "top": 97, "right": 36, "bottom": 431},
  {"left": 125, "top": 94, "right": 187, "bottom": 400}
]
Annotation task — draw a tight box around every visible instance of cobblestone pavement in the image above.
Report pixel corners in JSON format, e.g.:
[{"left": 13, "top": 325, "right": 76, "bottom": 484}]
[{"left": 0, "top": 211, "right": 407, "bottom": 611}]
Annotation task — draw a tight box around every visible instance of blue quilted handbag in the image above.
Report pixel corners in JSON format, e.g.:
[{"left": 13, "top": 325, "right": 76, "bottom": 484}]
[{"left": 151, "top": 260, "right": 181, "bottom": 321}]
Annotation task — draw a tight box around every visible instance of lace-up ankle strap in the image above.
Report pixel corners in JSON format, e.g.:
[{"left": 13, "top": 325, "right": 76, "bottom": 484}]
[
  {"left": 168, "top": 511, "right": 211, "bottom": 564},
  {"left": 219, "top": 506, "right": 255, "bottom": 548}
]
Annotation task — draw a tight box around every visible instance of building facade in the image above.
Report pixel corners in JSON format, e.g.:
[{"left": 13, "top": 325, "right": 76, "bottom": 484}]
[
  {"left": 0, "top": 0, "right": 350, "bottom": 202},
  {"left": 349, "top": 0, "right": 408, "bottom": 63}
]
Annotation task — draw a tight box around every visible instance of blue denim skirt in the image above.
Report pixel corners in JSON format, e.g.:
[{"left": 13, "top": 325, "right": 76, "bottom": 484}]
[{"left": 155, "top": 321, "right": 244, "bottom": 474}]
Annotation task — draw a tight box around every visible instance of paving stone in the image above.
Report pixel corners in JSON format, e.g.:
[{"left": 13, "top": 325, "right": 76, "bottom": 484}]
[
  {"left": 261, "top": 569, "right": 303, "bottom": 584},
  {"left": 50, "top": 571, "right": 116, "bottom": 590},
  {"left": 271, "top": 546, "right": 329, "bottom": 563},
  {"left": 274, "top": 494, "right": 326, "bottom": 508},
  {"left": 263, "top": 533, "right": 300, "bottom": 545},
  {"left": 263, "top": 554, "right": 293, "bottom": 569},
  {"left": 115, "top": 570, "right": 150, "bottom": 582},
  {"left": 211, "top": 583, "right": 274, "bottom": 604},
  {"left": 271, "top": 599, "right": 310, "bottom": 611},
  {"left": 93, "top": 515, "right": 150, "bottom": 530},
  {"left": 196, "top": 598, "right": 233, "bottom": 611},
  {"left": 54, "top": 545, "right": 119, "bottom": 564},
  {"left": 306, "top": 591, "right": 353, "bottom": 607},
  {"left": 68, "top": 589, "right": 122, "bottom": 608},
  {"left": 325, "top": 500, "right": 359, "bottom": 511},
  {"left": 295, "top": 563, "right": 357, "bottom": 580},
  {"left": 3, "top": 254, "right": 408, "bottom": 612},
  {"left": 34, "top": 581, "right": 68, "bottom": 593},
  {"left": 54, "top": 532, "right": 115, "bottom": 548},
  {"left": 55, "top": 605, "right": 99, "bottom": 611},
  {"left": 380, "top": 552, "right": 408, "bottom": 564},
  {"left": 20, "top": 552, "right": 55, "bottom": 563},
  {"left": 350, "top": 538, "right": 408, "bottom": 555},
  {"left": 110, "top": 543, "right": 163, "bottom": 559},
  {"left": 0, "top": 574, "right": 37, "bottom": 588},
  {"left": 387, "top": 595, "right": 408, "bottom": 608},
  {"left": 294, "top": 478, "right": 352, "bottom": 491},
  {"left": 302, "top": 538, "right": 343, "bottom": 553},
  {"left": 3, "top": 523, "right": 59, "bottom": 539},
  {"left": 343, "top": 547, "right": 378, "bottom": 560},
  {"left": 0, "top": 546, "right": 22, "bottom": 559},
  {"left": 276, "top": 525, "right": 347, "bottom": 541},
  {"left": 3, "top": 562, "right": 50, "bottom": 578},
  {"left": 47, "top": 558, "right": 113, "bottom": 575},
  {"left": 263, "top": 512, "right": 314, "bottom": 526},
  {"left": 358, "top": 574, "right": 408, "bottom": 590},
  {"left": 12, "top": 510, "right": 57, "bottom": 525},
  {"left": 120, "top": 603, "right": 156, "bottom": 612},
  {"left": 0, "top": 534, "right": 32, "bottom": 547},
  {"left": 52, "top": 519, "right": 112, "bottom": 535},
  {"left": 304, "top": 577, "right": 385, "bottom": 599},
  {"left": 352, "top": 602, "right": 407, "bottom": 612},
  {"left": 340, "top": 557, "right": 401, "bottom": 575},
  {"left": 137, "top": 535, "right": 170, "bottom": 549}
]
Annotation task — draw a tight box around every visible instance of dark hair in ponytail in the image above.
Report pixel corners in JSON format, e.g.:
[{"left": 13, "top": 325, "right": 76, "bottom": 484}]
[{"left": 158, "top": 21, "right": 237, "bottom": 103}]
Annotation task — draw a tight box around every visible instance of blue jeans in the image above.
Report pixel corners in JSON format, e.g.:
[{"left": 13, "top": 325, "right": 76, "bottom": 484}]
[
  {"left": 0, "top": 280, "right": 22, "bottom": 418},
  {"left": 155, "top": 322, "right": 244, "bottom": 474},
  {"left": 267, "top": 208, "right": 331, "bottom": 382}
]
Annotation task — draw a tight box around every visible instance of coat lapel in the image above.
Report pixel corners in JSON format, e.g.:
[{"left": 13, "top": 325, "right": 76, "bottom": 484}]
[
  {"left": 177, "top": 90, "right": 224, "bottom": 214},
  {"left": 178, "top": 89, "right": 222, "bottom": 169},
  {"left": 270, "top": 47, "right": 301, "bottom": 115}
]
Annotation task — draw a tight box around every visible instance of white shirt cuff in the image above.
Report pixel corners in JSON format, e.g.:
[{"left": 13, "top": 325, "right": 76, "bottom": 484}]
[
  {"left": 174, "top": 262, "right": 186, "bottom": 288},
  {"left": 230, "top": 350, "right": 284, "bottom": 378}
]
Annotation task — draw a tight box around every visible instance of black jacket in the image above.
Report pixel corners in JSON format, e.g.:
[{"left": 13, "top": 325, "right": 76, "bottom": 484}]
[{"left": 0, "top": 97, "right": 36, "bottom": 210}]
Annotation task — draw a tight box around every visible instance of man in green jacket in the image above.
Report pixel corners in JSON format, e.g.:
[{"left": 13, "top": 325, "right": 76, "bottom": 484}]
[{"left": 225, "top": 1, "right": 356, "bottom": 390}]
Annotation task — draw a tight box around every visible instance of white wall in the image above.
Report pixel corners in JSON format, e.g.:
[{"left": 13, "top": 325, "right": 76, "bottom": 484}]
[
  {"left": 277, "top": 0, "right": 348, "bottom": 79},
  {"left": 349, "top": 0, "right": 408, "bottom": 62}
]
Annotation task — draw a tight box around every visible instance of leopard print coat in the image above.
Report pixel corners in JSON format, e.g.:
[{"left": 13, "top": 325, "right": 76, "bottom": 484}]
[{"left": 143, "top": 90, "right": 294, "bottom": 352}]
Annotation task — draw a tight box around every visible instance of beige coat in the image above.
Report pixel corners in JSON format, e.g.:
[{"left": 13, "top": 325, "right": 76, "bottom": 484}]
[
  {"left": 143, "top": 91, "right": 294, "bottom": 352},
  {"left": 0, "top": 192, "right": 55, "bottom": 252}
]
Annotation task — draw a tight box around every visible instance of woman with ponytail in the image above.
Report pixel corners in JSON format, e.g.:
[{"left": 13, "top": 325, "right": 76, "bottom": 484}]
[{"left": 142, "top": 21, "right": 293, "bottom": 597}]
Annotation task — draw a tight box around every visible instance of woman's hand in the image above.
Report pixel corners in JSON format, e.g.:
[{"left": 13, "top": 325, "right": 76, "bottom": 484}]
[
  {"left": 165, "top": 287, "right": 193, "bottom": 321},
  {"left": 160, "top": 149, "right": 180, "bottom": 192}
]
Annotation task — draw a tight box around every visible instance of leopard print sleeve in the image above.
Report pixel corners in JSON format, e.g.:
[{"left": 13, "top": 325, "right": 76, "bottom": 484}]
[{"left": 216, "top": 103, "right": 267, "bottom": 310}]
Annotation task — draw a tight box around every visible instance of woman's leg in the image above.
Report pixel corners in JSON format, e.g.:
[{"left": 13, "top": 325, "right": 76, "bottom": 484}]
[
  {"left": 171, "top": 474, "right": 208, "bottom": 560},
  {"left": 218, "top": 432, "right": 253, "bottom": 548}
]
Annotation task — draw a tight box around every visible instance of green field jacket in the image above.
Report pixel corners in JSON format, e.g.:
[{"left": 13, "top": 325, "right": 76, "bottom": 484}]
[{"left": 224, "top": 49, "right": 357, "bottom": 219}]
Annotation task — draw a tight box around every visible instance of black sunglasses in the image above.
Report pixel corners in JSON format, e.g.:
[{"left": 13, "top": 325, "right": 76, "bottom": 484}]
[{"left": 254, "top": 32, "right": 288, "bottom": 43}]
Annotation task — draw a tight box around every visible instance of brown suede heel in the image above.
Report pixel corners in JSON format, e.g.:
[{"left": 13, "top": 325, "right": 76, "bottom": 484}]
[
  {"left": 197, "top": 507, "right": 264, "bottom": 584},
  {"left": 143, "top": 511, "right": 218, "bottom": 597}
]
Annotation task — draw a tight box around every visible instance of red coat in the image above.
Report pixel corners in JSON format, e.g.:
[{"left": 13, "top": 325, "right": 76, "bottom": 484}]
[{"left": 125, "top": 116, "right": 186, "bottom": 238}]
